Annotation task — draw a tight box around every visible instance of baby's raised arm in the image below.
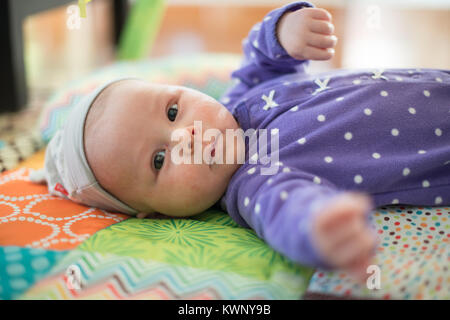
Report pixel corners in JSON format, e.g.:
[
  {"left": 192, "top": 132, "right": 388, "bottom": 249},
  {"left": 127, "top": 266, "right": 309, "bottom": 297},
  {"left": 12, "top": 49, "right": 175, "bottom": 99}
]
[
  {"left": 220, "top": 1, "right": 337, "bottom": 110},
  {"left": 277, "top": 7, "right": 337, "bottom": 61}
]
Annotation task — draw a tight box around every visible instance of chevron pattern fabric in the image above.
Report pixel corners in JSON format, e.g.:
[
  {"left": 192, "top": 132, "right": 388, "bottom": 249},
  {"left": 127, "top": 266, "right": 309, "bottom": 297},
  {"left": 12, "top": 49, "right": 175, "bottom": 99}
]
[{"left": 20, "top": 250, "right": 310, "bottom": 299}]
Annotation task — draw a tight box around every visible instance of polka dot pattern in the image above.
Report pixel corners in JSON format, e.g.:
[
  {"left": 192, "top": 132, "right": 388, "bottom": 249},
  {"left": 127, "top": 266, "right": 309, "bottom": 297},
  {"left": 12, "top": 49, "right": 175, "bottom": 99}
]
[
  {"left": 307, "top": 205, "right": 450, "bottom": 299},
  {"left": 344, "top": 132, "right": 353, "bottom": 140},
  {"left": 280, "top": 191, "right": 288, "bottom": 200},
  {"left": 239, "top": 70, "right": 448, "bottom": 212},
  {"left": 354, "top": 175, "right": 363, "bottom": 184},
  {"left": 215, "top": 28, "right": 450, "bottom": 301},
  {"left": 254, "top": 203, "right": 261, "bottom": 214}
]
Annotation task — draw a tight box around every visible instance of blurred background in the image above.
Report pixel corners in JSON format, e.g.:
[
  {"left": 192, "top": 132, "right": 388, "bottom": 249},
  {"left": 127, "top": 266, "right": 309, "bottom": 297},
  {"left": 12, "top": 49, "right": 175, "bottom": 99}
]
[
  {"left": 0, "top": 0, "right": 448, "bottom": 171},
  {"left": 6, "top": 0, "right": 450, "bottom": 111}
]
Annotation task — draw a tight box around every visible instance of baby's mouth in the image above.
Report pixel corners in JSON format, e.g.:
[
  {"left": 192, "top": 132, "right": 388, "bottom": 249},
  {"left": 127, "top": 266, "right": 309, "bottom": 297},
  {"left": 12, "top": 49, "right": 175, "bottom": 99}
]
[{"left": 206, "top": 132, "right": 221, "bottom": 165}]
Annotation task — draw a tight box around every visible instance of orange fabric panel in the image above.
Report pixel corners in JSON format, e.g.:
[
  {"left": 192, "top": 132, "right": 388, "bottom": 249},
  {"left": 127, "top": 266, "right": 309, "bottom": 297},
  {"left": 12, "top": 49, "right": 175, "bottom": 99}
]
[{"left": 0, "top": 166, "right": 129, "bottom": 250}]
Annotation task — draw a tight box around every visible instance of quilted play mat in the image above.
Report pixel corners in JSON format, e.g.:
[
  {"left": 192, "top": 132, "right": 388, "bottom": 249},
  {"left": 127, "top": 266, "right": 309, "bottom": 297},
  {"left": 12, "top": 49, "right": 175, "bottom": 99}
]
[
  {"left": 1, "top": 164, "right": 313, "bottom": 299},
  {"left": 0, "top": 53, "right": 449, "bottom": 299}
]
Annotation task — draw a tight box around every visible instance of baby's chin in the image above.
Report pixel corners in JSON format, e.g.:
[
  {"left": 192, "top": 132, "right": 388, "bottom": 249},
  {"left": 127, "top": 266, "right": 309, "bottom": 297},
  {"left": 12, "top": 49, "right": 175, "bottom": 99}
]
[
  {"left": 153, "top": 182, "right": 231, "bottom": 218},
  {"left": 156, "top": 201, "right": 219, "bottom": 218}
]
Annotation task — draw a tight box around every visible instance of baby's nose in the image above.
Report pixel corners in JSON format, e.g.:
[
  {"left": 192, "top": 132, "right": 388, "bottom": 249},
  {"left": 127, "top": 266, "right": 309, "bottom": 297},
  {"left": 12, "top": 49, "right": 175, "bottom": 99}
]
[
  {"left": 185, "top": 126, "right": 211, "bottom": 154},
  {"left": 187, "top": 127, "right": 195, "bottom": 150}
]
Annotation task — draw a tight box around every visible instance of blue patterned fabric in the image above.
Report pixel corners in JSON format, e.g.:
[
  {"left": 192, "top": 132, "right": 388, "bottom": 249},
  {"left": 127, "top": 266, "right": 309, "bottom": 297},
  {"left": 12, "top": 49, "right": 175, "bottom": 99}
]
[{"left": 0, "top": 246, "right": 68, "bottom": 300}]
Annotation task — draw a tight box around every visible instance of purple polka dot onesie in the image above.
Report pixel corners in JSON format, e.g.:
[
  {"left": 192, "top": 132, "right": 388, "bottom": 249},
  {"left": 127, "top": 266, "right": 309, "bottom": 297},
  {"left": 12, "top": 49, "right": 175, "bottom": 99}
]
[{"left": 218, "top": 1, "right": 450, "bottom": 269}]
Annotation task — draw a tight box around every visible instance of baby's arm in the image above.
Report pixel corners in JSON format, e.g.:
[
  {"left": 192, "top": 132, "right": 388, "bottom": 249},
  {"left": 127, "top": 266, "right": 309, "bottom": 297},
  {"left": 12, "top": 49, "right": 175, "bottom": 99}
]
[
  {"left": 220, "top": 1, "right": 337, "bottom": 109},
  {"left": 229, "top": 167, "right": 376, "bottom": 278}
]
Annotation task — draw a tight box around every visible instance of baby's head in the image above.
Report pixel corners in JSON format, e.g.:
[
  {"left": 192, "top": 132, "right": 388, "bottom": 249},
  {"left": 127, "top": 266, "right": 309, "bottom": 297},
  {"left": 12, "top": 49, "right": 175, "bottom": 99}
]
[{"left": 42, "top": 78, "right": 244, "bottom": 217}]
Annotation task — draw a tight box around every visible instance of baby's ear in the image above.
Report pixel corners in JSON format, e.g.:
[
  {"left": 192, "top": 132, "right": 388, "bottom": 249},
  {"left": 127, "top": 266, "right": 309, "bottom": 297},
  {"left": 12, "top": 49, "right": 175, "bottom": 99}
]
[
  {"left": 136, "top": 211, "right": 166, "bottom": 219},
  {"left": 136, "top": 212, "right": 150, "bottom": 219}
]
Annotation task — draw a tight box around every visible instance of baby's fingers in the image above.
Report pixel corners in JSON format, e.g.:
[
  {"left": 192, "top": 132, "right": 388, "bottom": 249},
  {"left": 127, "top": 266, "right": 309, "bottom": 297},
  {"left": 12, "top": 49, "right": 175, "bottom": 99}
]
[
  {"left": 346, "top": 255, "right": 374, "bottom": 284},
  {"left": 331, "top": 233, "right": 375, "bottom": 267},
  {"left": 309, "top": 19, "right": 335, "bottom": 35},
  {"left": 327, "top": 218, "right": 365, "bottom": 249},
  {"left": 301, "top": 46, "right": 334, "bottom": 61},
  {"left": 303, "top": 7, "right": 332, "bottom": 22},
  {"left": 306, "top": 33, "right": 338, "bottom": 49}
]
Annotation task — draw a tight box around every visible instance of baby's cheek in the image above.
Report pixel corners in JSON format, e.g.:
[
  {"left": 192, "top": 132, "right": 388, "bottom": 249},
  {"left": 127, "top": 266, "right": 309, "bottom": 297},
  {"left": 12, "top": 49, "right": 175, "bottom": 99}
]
[
  {"left": 168, "top": 165, "right": 203, "bottom": 192},
  {"left": 163, "top": 167, "right": 211, "bottom": 212},
  {"left": 217, "top": 108, "right": 228, "bottom": 122}
]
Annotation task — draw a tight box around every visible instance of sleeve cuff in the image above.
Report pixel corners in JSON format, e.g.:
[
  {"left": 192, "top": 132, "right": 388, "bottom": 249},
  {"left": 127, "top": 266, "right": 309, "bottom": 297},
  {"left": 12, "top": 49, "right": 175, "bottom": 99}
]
[{"left": 268, "top": 1, "right": 315, "bottom": 61}]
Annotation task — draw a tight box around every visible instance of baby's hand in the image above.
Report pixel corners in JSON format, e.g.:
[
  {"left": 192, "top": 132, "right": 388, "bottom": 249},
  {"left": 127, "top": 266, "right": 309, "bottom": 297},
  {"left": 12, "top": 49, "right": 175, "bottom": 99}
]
[
  {"left": 311, "top": 192, "right": 378, "bottom": 282},
  {"left": 276, "top": 7, "right": 337, "bottom": 61}
]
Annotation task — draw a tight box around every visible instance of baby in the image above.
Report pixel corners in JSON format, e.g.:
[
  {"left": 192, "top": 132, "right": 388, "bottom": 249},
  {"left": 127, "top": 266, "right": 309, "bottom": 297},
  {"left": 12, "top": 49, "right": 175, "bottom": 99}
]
[{"left": 33, "top": 1, "right": 449, "bottom": 281}]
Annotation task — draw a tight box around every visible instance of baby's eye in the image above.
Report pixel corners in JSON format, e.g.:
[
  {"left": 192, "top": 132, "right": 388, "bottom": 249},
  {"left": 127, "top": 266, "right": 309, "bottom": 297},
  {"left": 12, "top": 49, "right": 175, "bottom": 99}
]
[
  {"left": 153, "top": 150, "right": 165, "bottom": 170},
  {"left": 167, "top": 104, "right": 178, "bottom": 122}
]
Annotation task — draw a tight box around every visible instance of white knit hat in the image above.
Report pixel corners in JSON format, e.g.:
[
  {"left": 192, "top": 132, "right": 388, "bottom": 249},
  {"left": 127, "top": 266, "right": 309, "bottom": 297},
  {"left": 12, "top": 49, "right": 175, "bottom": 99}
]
[{"left": 30, "top": 78, "right": 139, "bottom": 215}]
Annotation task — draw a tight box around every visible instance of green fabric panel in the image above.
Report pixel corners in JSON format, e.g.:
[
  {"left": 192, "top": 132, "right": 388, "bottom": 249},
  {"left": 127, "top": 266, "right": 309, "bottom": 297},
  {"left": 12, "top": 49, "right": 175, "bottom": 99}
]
[{"left": 78, "top": 209, "right": 314, "bottom": 283}]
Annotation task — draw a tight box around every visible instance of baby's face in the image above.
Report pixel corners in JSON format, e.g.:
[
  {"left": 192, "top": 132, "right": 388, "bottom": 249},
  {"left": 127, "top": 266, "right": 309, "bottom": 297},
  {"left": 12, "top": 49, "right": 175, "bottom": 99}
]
[{"left": 84, "top": 80, "right": 244, "bottom": 217}]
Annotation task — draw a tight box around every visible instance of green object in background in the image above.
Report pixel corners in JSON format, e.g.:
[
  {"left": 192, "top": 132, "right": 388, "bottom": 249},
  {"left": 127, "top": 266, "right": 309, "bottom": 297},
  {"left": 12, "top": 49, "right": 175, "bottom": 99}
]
[
  {"left": 117, "top": 0, "right": 166, "bottom": 60},
  {"left": 78, "top": 0, "right": 92, "bottom": 18}
]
